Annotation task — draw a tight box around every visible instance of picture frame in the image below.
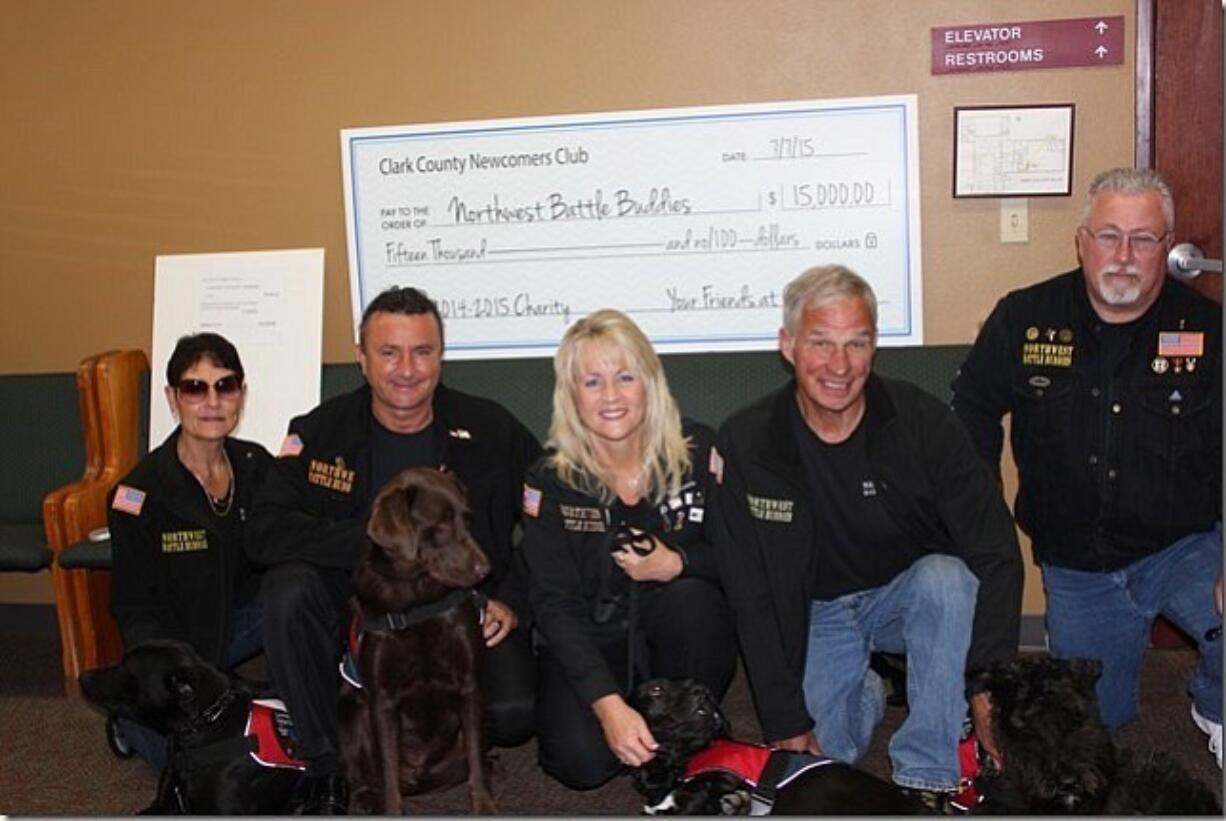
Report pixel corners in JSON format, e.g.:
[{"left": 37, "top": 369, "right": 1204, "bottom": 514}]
[{"left": 953, "top": 104, "right": 1075, "bottom": 197}]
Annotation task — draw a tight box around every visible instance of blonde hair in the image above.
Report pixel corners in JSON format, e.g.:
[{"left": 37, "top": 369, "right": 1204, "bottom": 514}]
[{"left": 547, "top": 309, "right": 691, "bottom": 505}]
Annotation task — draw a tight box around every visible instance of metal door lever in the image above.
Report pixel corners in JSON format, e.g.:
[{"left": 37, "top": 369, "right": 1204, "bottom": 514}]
[{"left": 1167, "top": 243, "right": 1224, "bottom": 281}]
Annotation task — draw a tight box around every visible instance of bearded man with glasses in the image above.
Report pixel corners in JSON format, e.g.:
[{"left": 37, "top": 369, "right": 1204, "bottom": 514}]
[{"left": 952, "top": 167, "right": 1222, "bottom": 768}]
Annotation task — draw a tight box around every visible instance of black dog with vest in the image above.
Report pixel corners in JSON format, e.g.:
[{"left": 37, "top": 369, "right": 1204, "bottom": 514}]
[
  {"left": 969, "top": 655, "right": 1221, "bottom": 815},
  {"left": 80, "top": 638, "right": 303, "bottom": 814},
  {"left": 631, "top": 678, "right": 927, "bottom": 815}
]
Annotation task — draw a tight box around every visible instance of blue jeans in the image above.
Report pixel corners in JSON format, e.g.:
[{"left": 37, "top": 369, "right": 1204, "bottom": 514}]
[
  {"left": 1042, "top": 526, "right": 1223, "bottom": 731},
  {"left": 802, "top": 554, "right": 978, "bottom": 791},
  {"left": 118, "top": 597, "right": 265, "bottom": 771}
]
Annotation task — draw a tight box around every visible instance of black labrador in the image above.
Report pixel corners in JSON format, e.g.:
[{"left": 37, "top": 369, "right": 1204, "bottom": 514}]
[
  {"left": 631, "top": 677, "right": 927, "bottom": 815},
  {"left": 80, "top": 639, "right": 301, "bottom": 814}
]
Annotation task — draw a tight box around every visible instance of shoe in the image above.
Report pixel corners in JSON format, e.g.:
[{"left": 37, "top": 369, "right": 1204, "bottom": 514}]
[
  {"left": 1191, "top": 704, "right": 1223, "bottom": 769},
  {"left": 105, "top": 714, "right": 134, "bottom": 759},
  {"left": 899, "top": 787, "right": 961, "bottom": 815},
  {"left": 292, "top": 773, "right": 349, "bottom": 815}
]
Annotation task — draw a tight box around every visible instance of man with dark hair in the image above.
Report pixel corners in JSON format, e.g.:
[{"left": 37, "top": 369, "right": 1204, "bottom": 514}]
[
  {"left": 952, "top": 167, "right": 1222, "bottom": 767},
  {"left": 248, "top": 286, "right": 541, "bottom": 813}
]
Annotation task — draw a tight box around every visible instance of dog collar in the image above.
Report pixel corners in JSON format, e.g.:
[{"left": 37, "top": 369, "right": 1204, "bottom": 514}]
[{"left": 363, "top": 588, "right": 486, "bottom": 633}]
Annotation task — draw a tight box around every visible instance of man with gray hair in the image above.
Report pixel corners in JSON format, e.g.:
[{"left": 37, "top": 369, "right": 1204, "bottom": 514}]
[
  {"left": 953, "top": 167, "right": 1223, "bottom": 766},
  {"left": 713, "top": 265, "right": 1023, "bottom": 810}
]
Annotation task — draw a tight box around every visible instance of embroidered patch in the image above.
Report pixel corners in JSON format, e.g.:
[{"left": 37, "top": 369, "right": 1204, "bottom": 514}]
[
  {"left": 522, "top": 484, "right": 542, "bottom": 518},
  {"left": 709, "top": 447, "right": 725, "bottom": 484},
  {"left": 747, "top": 494, "right": 794, "bottom": 523},
  {"left": 307, "top": 458, "right": 355, "bottom": 493},
  {"left": 1158, "top": 331, "right": 1204, "bottom": 358},
  {"left": 448, "top": 427, "right": 472, "bottom": 439},
  {"left": 560, "top": 504, "right": 606, "bottom": 533},
  {"left": 1021, "top": 342, "right": 1073, "bottom": 367},
  {"left": 111, "top": 485, "right": 146, "bottom": 516},
  {"left": 278, "top": 433, "right": 304, "bottom": 457},
  {"left": 161, "top": 529, "right": 208, "bottom": 553}
]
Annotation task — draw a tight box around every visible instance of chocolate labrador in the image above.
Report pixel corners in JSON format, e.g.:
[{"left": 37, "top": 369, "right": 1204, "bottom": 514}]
[{"left": 339, "top": 467, "right": 496, "bottom": 815}]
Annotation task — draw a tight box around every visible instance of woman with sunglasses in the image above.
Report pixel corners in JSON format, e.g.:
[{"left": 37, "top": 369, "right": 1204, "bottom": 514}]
[
  {"left": 106, "top": 332, "right": 273, "bottom": 768},
  {"left": 521, "top": 309, "right": 737, "bottom": 790}
]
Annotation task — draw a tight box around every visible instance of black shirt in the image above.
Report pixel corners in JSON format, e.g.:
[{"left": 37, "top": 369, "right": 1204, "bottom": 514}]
[
  {"left": 792, "top": 404, "right": 918, "bottom": 599},
  {"left": 369, "top": 419, "right": 438, "bottom": 503}
]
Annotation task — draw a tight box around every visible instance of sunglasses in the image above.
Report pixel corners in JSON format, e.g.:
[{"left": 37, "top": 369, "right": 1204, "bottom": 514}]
[{"left": 176, "top": 375, "right": 243, "bottom": 401}]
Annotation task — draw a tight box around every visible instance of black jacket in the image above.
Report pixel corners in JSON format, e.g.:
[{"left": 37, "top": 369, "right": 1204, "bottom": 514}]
[
  {"left": 712, "top": 377, "right": 1023, "bottom": 742},
  {"left": 108, "top": 430, "right": 272, "bottom": 667},
  {"left": 521, "top": 419, "right": 720, "bottom": 705},
  {"left": 952, "top": 270, "right": 1222, "bottom": 570},
  {"left": 246, "top": 384, "right": 542, "bottom": 620}
]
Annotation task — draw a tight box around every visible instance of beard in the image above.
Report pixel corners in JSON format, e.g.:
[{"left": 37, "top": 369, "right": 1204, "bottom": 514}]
[{"left": 1093, "top": 263, "right": 1143, "bottom": 306}]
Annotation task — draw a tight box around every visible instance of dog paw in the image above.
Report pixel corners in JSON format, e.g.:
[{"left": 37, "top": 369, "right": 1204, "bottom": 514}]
[{"left": 719, "top": 789, "right": 751, "bottom": 815}]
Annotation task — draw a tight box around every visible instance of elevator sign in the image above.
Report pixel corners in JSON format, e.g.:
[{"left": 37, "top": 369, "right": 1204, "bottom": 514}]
[{"left": 932, "top": 15, "right": 1125, "bottom": 75}]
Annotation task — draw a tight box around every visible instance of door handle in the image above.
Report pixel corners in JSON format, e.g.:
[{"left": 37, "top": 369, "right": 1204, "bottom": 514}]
[{"left": 1167, "top": 242, "right": 1224, "bottom": 281}]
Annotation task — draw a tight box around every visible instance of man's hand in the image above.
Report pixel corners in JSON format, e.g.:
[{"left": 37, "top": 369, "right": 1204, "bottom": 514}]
[
  {"left": 482, "top": 598, "right": 516, "bottom": 648},
  {"left": 612, "top": 530, "right": 684, "bottom": 583},
  {"left": 771, "top": 730, "right": 822, "bottom": 756},
  {"left": 593, "top": 694, "right": 658, "bottom": 767},
  {"left": 970, "top": 691, "right": 1001, "bottom": 768}
]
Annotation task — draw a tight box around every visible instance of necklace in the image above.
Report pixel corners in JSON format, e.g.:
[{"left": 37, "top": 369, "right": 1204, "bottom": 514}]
[{"left": 192, "top": 448, "right": 235, "bottom": 517}]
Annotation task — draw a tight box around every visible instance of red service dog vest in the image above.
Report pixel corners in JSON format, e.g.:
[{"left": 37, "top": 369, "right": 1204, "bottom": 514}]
[
  {"left": 244, "top": 699, "right": 306, "bottom": 770},
  {"left": 682, "top": 739, "right": 834, "bottom": 815}
]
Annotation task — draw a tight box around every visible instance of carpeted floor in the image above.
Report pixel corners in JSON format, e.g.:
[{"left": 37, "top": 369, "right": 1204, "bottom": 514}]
[{"left": 1, "top": 632, "right": 1220, "bottom": 816}]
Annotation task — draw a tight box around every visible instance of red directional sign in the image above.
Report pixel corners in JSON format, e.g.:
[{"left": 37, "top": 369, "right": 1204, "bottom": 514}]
[{"left": 932, "top": 15, "right": 1125, "bottom": 75}]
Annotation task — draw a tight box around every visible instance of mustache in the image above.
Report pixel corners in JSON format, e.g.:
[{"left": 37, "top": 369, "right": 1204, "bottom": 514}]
[{"left": 1101, "top": 263, "right": 1141, "bottom": 276}]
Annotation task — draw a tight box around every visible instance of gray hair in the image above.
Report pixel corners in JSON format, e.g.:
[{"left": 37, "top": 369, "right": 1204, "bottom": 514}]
[
  {"left": 782, "top": 264, "right": 878, "bottom": 334},
  {"left": 1080, "top": 167, "right": 1175, "bottom": 231}
]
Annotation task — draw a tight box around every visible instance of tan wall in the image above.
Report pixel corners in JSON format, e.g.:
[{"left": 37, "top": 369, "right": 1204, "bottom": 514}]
[{"left": 0, "top": 0, "right": 1137, "bottom": 611}]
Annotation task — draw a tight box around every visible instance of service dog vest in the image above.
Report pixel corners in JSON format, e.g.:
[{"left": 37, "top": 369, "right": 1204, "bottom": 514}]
[
  {"left": 681, "top": 739, "right": 834, "bottom": 815},
  {"left": 245, "top": 699, "right": 306, "bottom": 770}
]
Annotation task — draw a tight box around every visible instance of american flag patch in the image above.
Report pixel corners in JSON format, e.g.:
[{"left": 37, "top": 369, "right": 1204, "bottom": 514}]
[
  {"left": 111, "top": 485, "right": 146, "bottom": 516},
  {"left": 278, "top": 433, "right": 304, "bottom": 457},
  {"left": 522, "top": 484, "right": 542, "bottom": 518},
  {"left": 1158, "top": 332, "right": 1204, "bottom": 358}
]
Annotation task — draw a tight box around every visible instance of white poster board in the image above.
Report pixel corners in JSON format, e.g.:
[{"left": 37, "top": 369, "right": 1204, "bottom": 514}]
[
  {"left": 341, "top": 95, "right": 922, "bottom": 359},
  {"left": 149, "top": 249, "right": 325, "bottom": 454}
]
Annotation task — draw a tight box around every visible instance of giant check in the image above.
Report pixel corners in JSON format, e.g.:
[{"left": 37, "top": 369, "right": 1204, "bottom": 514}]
[{"left": 341, "top": 95, "right": 922, "bottom": 359}]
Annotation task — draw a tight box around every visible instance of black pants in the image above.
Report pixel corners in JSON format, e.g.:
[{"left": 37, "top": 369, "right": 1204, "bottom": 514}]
[
  {"left": 261, "top": 561, "right": 537, "bottom": 775},
  {"left": 535, "top": 576, "right": 737, "bottom": 790}
]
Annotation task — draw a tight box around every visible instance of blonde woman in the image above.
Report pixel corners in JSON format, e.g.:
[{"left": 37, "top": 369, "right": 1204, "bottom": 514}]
[{"left": 522, "top": 309, "right": 736, "bottom": 789}]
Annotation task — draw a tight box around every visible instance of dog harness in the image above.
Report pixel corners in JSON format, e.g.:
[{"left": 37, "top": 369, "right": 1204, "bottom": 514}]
[
  {"left": 339, "top": 588, "right": 487, "bottom": 690},
  {"left": 679, "top": 739, "right": 835, "bottom": 815}
]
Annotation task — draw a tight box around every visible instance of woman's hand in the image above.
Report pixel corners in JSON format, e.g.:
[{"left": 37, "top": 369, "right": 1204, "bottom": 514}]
[
  {"left": 612, "top": 530, "right": 684, "bottom": 583},
  {"left": 593, "top": 693, "right": 658, "bottom": 767}
]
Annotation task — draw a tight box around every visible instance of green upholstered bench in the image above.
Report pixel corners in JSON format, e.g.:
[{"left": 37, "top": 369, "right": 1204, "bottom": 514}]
[
  {"left": 58, "top": 537, "right": 113, "bottom": 571},
  {"left": 0, "top": 523, "right": 53, "bottom": 572}
]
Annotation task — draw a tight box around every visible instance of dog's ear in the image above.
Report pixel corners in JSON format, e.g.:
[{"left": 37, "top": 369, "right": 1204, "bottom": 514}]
[
  {"left": 367, "top": 483, "right": 421, "bottom": 558},
  {"left": 79, "top": 664, "right": 132, "bottom": 712}
]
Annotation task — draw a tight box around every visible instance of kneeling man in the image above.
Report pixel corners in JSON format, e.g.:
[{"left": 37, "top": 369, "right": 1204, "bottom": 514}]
[{"left": 712, "top": 265, "right": 1022, "bottom": 808}]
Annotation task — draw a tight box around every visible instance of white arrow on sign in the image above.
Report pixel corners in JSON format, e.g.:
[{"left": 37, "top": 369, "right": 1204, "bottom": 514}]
[
  {"left": 1094, "top": 20, "right": 1109, "bottom": 34},
  {"left": 1095, "top": 45, "right": 1108, "bottom": 58}
]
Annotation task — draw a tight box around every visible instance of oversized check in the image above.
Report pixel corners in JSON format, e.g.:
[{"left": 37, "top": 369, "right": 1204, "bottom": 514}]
[{"left": 341, "top": 95, "right": 922, "bottom": 359}]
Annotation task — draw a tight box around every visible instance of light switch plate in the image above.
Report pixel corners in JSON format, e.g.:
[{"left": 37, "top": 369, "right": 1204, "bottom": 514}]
[{"left": 1000, "top": 198, "right": 1029, "bottom": 243}]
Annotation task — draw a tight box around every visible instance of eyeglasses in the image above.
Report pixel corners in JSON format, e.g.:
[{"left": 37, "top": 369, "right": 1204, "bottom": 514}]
[
  {"left": 175, "top": 375, "right": 242, "bottom": 401},
  {"left": 1080, "top": 227, "right": 1170, "bottom": 258}
]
